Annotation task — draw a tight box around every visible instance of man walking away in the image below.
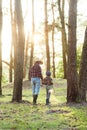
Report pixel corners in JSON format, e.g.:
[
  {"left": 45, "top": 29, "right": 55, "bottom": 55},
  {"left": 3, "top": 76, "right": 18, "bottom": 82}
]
[{"left": 29, "top": 60, "right": 43, "bottom": 105}]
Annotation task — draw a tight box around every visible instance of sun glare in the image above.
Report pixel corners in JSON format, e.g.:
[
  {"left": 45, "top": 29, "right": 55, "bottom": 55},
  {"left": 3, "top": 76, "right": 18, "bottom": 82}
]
[
  {"left": 2, "top": 0, "right": 11, "bottom": 60},
  {"left": 2, "top": 22, "right": 11, "bottom": 60},
  {"left": 2, "top": 0, "right": 44, "bottom": 60},
  {"left": 1, "top": 0, "right": 87, "bottom": 61}
]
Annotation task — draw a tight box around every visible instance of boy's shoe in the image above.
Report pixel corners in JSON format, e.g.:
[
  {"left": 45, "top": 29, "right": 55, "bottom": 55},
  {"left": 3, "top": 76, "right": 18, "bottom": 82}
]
[{"left": 46, "top": 98, "right": 50, "bottom": 105}]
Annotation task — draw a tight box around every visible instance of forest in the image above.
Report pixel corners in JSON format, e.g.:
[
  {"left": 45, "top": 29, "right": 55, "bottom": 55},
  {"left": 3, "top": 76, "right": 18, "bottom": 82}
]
[{"left": 0, "top": 0, "right": 87, "bottom": 129}]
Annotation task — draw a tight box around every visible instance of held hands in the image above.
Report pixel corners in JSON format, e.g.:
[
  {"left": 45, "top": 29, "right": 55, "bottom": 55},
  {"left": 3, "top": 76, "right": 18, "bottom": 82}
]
[{"left": 41, "top": 79, "right": 44, "bottom": 87}]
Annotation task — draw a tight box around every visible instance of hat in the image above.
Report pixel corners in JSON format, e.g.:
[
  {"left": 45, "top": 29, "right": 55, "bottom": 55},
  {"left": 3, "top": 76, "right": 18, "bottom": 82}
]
[
  {"left": 35, "top": 60, "right": 43, "bottom": 64},
  {"left": 46, "top": 71, "right": 51, "bottom": 76}
]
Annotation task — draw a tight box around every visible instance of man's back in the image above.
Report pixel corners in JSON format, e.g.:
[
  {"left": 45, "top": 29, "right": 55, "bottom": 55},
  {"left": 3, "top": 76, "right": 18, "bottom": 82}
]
[{"left": 29, "top": 63, "right": 43, "bottom": 79}]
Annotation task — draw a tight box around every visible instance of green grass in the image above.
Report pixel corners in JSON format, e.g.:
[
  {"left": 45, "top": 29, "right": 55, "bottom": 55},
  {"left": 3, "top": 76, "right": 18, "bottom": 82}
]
[{"left": 0, "top": 79, "right": 87, "bottom": 130}]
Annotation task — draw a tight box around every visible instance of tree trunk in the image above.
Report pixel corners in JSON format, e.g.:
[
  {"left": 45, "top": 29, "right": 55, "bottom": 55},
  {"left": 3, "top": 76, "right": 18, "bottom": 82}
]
[
  {"left": 29, "top": 0, "right": 35, "bottom": 68},
  {"left": 23, "top": 1, "right": 29, "bottom": 79},
  {"left": 0, "top": 0, "right": 2, "bottom": 95},
  {"left": 67, "top": 0, "right": 79, "bottom": 103},
  {"left": 79, "top": 27, "right": 87, "bottom": 102},
  {"left": 12, "top": 0, "right": 25, "bottom": 102},
  {"left": 23, "top": 33, "right": 29, "bottom": 78},
  {"left": 45, "top": 0, "right": 50, "bottom": 71},
  {"left": 9, "top": 0, "right": 13, "bottom": 83},
  {"left": 51, "top": 1, "right": 55, "bottom": 78},
  {"left": 58, "top": 0, "right": 67, "bottom": 79}
]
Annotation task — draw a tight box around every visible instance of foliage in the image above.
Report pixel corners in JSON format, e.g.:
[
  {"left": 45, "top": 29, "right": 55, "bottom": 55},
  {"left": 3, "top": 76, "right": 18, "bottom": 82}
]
[
  {"left": 2, "top": 64, "right": 9, "bottom": 85},
  {"left": 55, "top": 44, "right": 83, "bottom": 78},
  {"left": 56, "top": 59, "right": 64, "bottom": 78},
  {"left": 2, "top": 73, "right": 8, "bottom": 86},
  {"left": 0, "top": 79, "right": 87, "bottom": 130}
]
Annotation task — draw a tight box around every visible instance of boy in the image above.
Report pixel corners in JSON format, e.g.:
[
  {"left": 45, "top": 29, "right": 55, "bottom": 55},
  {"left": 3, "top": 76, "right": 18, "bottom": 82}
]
[{"left": 42, "top": 71, "right": 53, "bottom": 105}]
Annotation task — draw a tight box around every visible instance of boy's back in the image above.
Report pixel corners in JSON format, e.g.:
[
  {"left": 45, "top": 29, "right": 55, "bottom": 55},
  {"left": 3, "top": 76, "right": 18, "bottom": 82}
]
[{"left": 42, "top": 76, "right": 53, "bottom": 85}]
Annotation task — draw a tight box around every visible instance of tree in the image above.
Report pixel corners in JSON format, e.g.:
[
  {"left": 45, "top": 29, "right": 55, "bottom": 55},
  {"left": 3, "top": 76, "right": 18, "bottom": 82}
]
[
  {"left": 67, "top": 0, "right": 79, "bottom": 103},
  {"left": 0, "top": 0, "right": 2, "bottom": 95},
  {"left": 58, "top": 0, "right": 67, "bottom": 79},
  {"left": 51, "top": 1, "right": 55, "bottom": 78},
  {"left": 29, "top": 0, "right": 35, "bottom": 68},
  {"left": 12, "top": 0, "right": 25, "bottom": 102},
  {"left": 79, "top": 27, "right": 87, "bottom": 102},
  {"left": 45, "top": 0, "right": 50, "bottom": 71},
  {"left": 23, "top": 33, "right": 29, "bottom": 78},
  {"left": 23, "top": 0, "right": 30, "bottom": 78},
  {"left": 9, "top": 0, "right": 14, "bottom": 83}
]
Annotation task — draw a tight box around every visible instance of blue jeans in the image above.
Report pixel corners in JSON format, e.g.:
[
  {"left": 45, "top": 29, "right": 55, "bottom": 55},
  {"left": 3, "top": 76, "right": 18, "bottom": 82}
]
[{"left": 31, "top": 78, "right": 41, "bottom": 95}]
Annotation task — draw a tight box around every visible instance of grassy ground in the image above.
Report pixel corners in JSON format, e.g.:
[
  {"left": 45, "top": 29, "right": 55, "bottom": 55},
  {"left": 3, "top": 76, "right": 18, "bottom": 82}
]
[{"left": 0, "top": 79, "right": 87, "bottom": 130}]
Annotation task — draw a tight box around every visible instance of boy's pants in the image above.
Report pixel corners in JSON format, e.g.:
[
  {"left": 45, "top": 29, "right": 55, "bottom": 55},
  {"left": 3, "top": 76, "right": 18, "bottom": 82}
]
[{"left": 46, "top": 85, "right": 53, "bottom": 104}]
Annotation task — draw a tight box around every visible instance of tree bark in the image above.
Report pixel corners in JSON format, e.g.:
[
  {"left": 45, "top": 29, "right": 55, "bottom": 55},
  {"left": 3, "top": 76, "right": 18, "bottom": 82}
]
[
  {"left": 9, "top": 0, "right": 14, "bottom": 83},
  {"left": 23, "top": 33, "right": 29, "bottom": 78},
  {"left": 0, "top": 0, "right": 2, "bottom": 95},
  {"left": 79, "top": 27, "right": 87, "bottom": 102},
  {"left": 67, "top": 0, "right": 79, "bottom": 103},
  {"left": 58, "top": 0, "right": 67, "bottom": 79},
  {"left": 29, "top": 0, "right": 35, "bottom": 68},
  {"left": 51, "top": 2, "right": 55, "bottom": 78},
  {"left": 45, "top": 0, "right": 50, "bottom": 71},
  {"left": 12, "top": 0, "right": 25, "bottom": 102}
]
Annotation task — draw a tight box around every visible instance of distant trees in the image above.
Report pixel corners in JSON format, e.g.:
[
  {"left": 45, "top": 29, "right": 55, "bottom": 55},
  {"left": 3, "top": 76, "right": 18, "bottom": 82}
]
[
  {"left": 57, "top": 0, "right": 67, "bottom": 79},
  {"left": 29, "top": 0, "right": 35, "bottom": 69},
  {"left": 10, "top": 0, "right": 13, "bottom": 83},
  {"left": 51, "top": 1, "right": 56, "bottom": 78},
  {"left": 0, "top": 0, "right": 2, "bottom": 95},
  {"left": 44, "top": 0, "right": 50, "bottom": 71}
]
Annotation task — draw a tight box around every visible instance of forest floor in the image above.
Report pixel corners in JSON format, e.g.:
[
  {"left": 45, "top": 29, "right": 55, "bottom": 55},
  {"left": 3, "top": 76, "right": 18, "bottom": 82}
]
[{"left": 0, "top": 79, "right": 87, "bottom": 130}]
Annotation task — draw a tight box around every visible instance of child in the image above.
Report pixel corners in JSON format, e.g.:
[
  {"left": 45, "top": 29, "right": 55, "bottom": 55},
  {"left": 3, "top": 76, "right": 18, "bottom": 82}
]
[{"left": 42, "top": 71, "right": 53, "bottom": 105}]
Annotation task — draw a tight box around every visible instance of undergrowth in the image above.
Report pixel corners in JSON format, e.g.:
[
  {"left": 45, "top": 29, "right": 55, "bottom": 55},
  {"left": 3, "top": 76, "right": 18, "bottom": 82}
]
[{"left": 0, "top": 79, "right": 87, "bottom": 130}]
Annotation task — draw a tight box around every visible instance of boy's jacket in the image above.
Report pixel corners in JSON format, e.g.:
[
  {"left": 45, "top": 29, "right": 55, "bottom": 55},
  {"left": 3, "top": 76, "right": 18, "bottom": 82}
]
[{"left": 42, "top": 77, "right": 53, "bottom": 85}]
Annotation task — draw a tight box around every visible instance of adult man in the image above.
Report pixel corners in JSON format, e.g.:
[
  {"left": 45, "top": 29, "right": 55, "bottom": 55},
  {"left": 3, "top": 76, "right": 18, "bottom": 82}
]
[{"left": 29, "top": 60, "right": 43, "bottom": 105}]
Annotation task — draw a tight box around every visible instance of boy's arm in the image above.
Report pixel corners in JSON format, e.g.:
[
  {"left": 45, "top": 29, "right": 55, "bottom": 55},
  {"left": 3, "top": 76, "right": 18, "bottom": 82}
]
[
  {"left": 51, "top": 78, "right": 53, "bottom": 85},
  {"left": 42, "top": 78, "right": 47, "bottom": 85}
]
